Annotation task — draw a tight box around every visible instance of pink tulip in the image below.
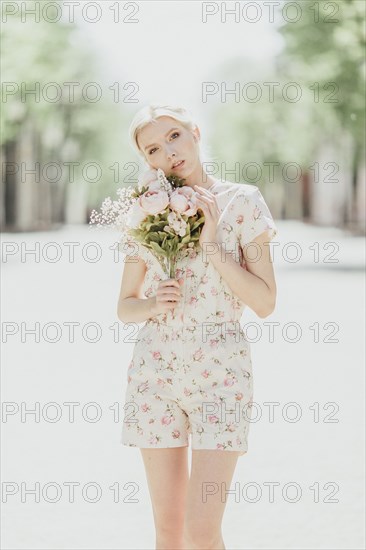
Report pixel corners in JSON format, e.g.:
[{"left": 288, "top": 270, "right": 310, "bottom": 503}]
[
  {"left": 140, "top": 189, "right": 170, "bottom": 215},
  {"left": 170, "top": 187, "right": 198, "bottom": 216},
  {"left": 146, "top": 180, "right": 162, "bottom": 191}
]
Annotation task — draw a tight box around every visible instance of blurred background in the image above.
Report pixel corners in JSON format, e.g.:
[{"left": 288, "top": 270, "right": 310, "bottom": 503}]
[
  {"left": 1, "top": 1, "right": 365, "bottom": 549},
  {"left": 1, "top": 0, "right": 365, "bottom": 230}
]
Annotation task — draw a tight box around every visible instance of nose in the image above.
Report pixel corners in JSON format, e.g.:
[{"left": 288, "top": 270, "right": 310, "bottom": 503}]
[{"left": 166, "top": 147, "right": 176, "bottom": 161}]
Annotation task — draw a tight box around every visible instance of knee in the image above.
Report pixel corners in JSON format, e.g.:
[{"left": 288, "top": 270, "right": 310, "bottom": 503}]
[
  {"left": 156, "top": 520, "right": 184, "bottom": 537},
  {"left": 183, "top": 524, "right": 223, "bottom": 549},
  {"left": 156, "top": 524, "right": 184, "bottom": 550}
]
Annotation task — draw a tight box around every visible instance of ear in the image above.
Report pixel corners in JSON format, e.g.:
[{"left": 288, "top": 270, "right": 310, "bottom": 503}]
[{"left": 192, "top": 125, "right": 200, "bottom": 142}]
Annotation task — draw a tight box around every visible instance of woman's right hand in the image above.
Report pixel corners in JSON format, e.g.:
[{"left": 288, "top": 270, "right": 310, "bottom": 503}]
[{"left": 150, "top": 279, "right": 182, "bottom": 316}]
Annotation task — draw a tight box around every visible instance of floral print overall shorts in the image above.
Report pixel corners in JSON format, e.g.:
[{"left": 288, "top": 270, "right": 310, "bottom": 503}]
[{"left": 120, "top": 180, "right": 278, "bottom": 455}]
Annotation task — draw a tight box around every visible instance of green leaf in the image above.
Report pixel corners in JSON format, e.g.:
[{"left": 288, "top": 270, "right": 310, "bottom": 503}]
[
  {"left": 146, "top": 232, "right": 160, "bottom": 242},
  {"left": 149, "top": 242, "right": 167, "bottom": 256}
]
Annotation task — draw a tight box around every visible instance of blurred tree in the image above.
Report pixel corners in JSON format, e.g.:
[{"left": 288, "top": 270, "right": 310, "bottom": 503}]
[
  {"left": 1, "top": 2, "right": 131, "bottom": 229},
  {"left": 278, "top": 0, "right": 365, "bottom": 165},
  {"left": 208, "top": 0, "right": 365, "bottom": 227},
  {"left": 276, "top": 0, "right": 365, "bottom": 226}
]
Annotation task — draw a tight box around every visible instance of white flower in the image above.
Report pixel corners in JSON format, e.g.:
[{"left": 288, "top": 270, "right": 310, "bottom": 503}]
[
  {"left": 127, "top": 200, "right": 148, "bottom": 228},
  {"left": 140, "top": 169, "right": 159, "bottom": 188},
  {"left": 157, "top": 168, "right": 173, "bottom": 195},
  {"left": 166, "top": 211, "right": 187, "bottom": 237}
]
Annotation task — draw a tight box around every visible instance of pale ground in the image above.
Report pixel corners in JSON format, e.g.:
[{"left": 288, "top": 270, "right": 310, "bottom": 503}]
[{"left": 1, "top": 221, "right": 365, "bottom": 550}]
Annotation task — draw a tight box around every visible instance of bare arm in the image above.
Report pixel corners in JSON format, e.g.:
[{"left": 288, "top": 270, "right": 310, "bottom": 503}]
[
  {"left": 116, "top": 255, "right": 154, "bottom": 323},
  {"left": 207, "top": 231, "right": 277, "bottom": 318},
  {"left": 117, "top": 255, "right": 182, "bottom": 324}
]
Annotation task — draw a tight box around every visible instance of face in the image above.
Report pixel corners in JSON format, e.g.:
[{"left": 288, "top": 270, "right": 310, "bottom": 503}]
[{"left": 136, "top": 116, "right": 201, "bottom": 178}]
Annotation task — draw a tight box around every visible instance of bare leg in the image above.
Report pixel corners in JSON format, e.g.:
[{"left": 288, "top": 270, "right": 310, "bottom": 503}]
[
  {"left": 183, "top": 450, "right": 242, "bottom": 550},
  {"left": 140, "top": 446, "right": 189, "bottom": 549}
]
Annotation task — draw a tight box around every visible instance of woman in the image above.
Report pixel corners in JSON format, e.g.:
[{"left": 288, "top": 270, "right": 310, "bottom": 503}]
[{"left": 117, "top": 104, "right": 278, "bottom": 550}]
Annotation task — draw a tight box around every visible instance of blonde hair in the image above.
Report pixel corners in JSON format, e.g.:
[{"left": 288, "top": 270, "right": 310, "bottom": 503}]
[{"left": 128, "top": 103, "right": 213, "bottom": 167}]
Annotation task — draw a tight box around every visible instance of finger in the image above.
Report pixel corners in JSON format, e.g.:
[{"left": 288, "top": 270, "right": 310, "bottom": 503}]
[
  {"left": 159, "top": 285, "right": 181, "bottom": 293},
  {"left": 194, "top": 185, "right": 213, "bottom": 196},
  {"left": 196, "top": 197, "right": 213, "bottom": 209},
  {"left": 197, "top": 198, "right": 213, "bottom": 216},
  {"left": 196, "top": 195, "right": 214, "bottom": 205},
  {"left": 159, "top": 294, "right": 181, "bottom": 302},
  {"left": 159, "top": 289, "right": 181, "bottom": 297},
  {"left": 158, "top": 290, "right": 179, "bottom": 299},
  {"left": 199, "top": 195, "right": 217, "bottom": 214},
  {"left": 158, "top": 296, "right": 178, "bottom": 304},
  {"left": 161, "top": 279, "right": 180, "bottom": 288},
  {"left": 195, "top": 186, "right": 218, "bottom": 209}
]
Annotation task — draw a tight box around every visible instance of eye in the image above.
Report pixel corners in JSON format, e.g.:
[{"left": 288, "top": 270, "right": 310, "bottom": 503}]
[{"left": 148, "top": 132, "right": 180, "bottom": 155}]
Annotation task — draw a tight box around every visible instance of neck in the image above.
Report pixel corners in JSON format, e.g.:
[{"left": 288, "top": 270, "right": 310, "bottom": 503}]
[{"left": 181, "top": 164, "right": 216, "bottom": 190}]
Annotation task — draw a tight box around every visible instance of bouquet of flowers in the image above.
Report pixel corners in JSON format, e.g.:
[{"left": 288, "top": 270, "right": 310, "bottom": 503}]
[{"left": 89, "top": 168, "right": 205, "bottom": 279}]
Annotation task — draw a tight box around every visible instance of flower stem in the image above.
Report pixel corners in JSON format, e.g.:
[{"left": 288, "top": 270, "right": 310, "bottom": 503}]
[{"left": 168, "top": 256, "right": 176, "bottom": 279}]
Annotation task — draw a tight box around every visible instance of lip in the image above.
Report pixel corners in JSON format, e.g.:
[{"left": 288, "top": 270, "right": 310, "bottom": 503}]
[{"left": 172, "top": 160, "right": 185, "bottom": 170}]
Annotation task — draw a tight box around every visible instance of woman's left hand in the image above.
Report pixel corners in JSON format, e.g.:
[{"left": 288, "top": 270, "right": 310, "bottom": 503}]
[{"left": 194, "top": 185, "right": 220, "bottom": 248}]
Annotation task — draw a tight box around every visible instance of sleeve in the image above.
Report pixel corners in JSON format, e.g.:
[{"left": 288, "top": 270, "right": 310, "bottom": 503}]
[
  {"left": 236, "top": 186, "right": 278, "bottom": 247},
  {"left": 117, "top": 231, "right": 148, "bottom": 263}
]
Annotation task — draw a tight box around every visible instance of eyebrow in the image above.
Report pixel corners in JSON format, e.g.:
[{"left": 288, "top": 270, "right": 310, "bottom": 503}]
[{"left": 144, "top": 127, "right": 180, "bottom": 151}]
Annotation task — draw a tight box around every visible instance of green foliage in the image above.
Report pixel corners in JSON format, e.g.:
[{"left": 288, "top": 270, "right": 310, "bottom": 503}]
[
  {"left": 166, "top": 174, "right": 187, "bottom": 188},
  {"left": 210, "top": 0, "right": 365, "bottom": 184},
  {"left": 0, "top": 2, "right": 130, "bottom": 211},
  {"left": 129, "top": 208, "right": 204, "bottom": 275},
  {"left": 279, "top": 0, "right": 365, "bottom": 151}
]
